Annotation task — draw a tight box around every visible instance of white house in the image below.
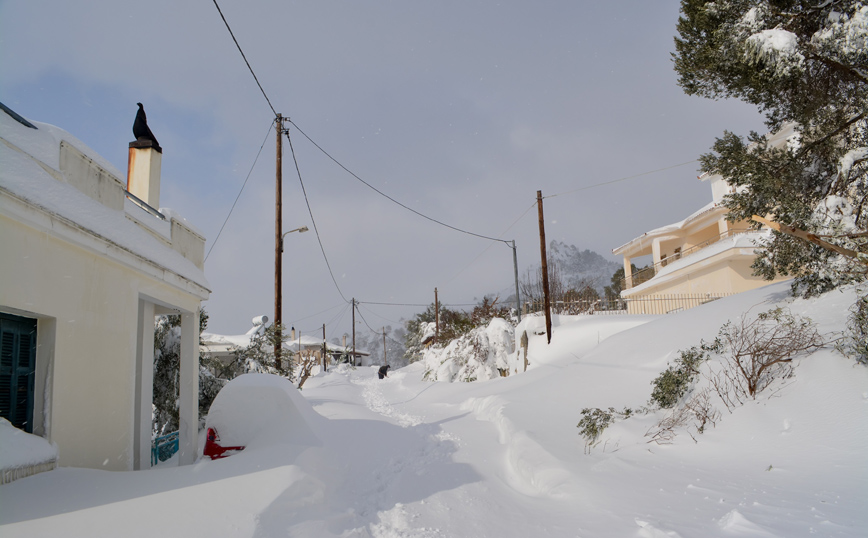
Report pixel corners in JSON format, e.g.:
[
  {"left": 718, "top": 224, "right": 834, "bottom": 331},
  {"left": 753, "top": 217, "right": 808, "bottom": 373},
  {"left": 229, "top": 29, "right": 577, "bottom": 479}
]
[
  {"left": 612, "top": 127, "right": 795, "bottom": 314},
  {"left": 201, "top": 316, "right": 370, "bottom": 370},
  {"left": 0, "top": 103, "right": 210, "bottom": 471}
]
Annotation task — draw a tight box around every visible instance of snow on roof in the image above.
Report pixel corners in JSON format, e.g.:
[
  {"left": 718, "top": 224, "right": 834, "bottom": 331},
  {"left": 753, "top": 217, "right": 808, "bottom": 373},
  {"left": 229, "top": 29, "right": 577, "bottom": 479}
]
[
  {"left": 0, "top": 105, "right": 209, "bottom": 293},
  {"left": 613, "top": 201, "right": 722, "bottom": 254},
  {"left": 201, "top": 328, "right": 370, "bottom": 356}
]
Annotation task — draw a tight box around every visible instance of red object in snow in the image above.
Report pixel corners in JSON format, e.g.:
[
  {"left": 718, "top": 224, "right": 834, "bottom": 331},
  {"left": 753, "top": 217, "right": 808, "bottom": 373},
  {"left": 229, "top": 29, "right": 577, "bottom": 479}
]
[{"left": 203, "top": 427, "right": 245, "bottom": 459}]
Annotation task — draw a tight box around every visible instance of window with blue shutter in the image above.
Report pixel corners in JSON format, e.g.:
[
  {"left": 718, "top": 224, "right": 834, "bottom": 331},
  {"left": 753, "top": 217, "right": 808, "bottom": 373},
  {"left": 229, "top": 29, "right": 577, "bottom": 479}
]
[{"left": 0, "top": 313, "right": 37, "bottom": 433}]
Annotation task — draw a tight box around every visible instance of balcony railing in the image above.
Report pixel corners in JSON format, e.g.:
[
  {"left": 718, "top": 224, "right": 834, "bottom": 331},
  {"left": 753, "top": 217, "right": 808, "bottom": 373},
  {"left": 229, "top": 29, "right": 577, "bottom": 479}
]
[
  {"left": 523, "top": 292, "right": 733, "bottom": 316},
  {"left": 620, "top": 229, "right": 757, "bottom": 290}
]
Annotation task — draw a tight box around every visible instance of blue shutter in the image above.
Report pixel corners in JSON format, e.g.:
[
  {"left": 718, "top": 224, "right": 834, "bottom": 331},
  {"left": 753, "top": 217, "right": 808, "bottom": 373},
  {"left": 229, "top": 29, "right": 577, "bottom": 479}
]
[{"left": 0, "top": 314, "right": 37, "bottom": 432}]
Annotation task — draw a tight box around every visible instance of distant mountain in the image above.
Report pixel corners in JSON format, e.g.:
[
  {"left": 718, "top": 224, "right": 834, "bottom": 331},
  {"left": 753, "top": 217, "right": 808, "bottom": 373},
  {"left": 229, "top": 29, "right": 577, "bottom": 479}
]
[{"left": 547, "top": 241, "right": 621, "bottom": 293}]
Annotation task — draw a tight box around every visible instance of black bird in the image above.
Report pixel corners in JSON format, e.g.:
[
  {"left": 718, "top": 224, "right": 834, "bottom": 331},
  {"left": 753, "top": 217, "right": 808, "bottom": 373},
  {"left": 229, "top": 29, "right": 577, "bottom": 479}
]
[{"left": 133, "top": 102, "right": 160, "bottom": 148}]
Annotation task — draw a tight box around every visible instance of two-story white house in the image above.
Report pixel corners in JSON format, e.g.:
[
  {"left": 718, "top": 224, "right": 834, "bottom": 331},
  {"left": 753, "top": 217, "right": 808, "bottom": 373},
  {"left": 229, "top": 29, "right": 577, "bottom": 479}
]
[{"left": 612, "top": 128, "right": 795, "bottom": 314}]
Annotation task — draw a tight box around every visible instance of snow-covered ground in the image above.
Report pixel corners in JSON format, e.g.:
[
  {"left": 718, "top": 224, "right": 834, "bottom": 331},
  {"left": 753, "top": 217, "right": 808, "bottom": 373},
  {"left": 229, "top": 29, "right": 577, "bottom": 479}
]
[{"left": 1, "top": 281, "right": 866, "bottom": 537}]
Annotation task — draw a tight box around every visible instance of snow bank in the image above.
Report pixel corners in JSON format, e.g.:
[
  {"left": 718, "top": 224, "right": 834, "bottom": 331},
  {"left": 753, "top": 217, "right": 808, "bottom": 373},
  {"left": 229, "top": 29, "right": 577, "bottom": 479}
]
[
  {"left": 0, "top": 418, "right": 57, "bottom": 484},
  {"left": 203, "top": 373, "right": 323, "bottom": 450}
]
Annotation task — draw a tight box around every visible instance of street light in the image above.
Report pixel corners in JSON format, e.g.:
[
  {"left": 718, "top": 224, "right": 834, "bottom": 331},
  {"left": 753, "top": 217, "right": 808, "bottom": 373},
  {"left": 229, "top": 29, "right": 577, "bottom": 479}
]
[
  {"left": 280, "top": 226, "right": 309, "bottom": 252},
  {"left": 275, "top": 225, "right": 309, "bottom": 369}
]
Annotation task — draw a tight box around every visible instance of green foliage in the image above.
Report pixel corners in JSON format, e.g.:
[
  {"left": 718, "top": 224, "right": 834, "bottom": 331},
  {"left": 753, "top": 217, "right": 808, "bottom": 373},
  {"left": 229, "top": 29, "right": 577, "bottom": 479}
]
[
  {"left": 649, "top": 341, "right": 721, "bottom": 409},
  {"left": 232, "top": 323, "right": 294, "bottom": 378},
  {"left": 153, "top": 314, "right": 181, "bottom": 435},
  {"left": 577, "top": 407, "right": 635, "bottom": 451},
  {"left": 604, "top": 264, "right": 653, "bottom": 300},
  {"left": 403, "top": 303, "right": 475, "bottom": 362},
  {"left": 673, "top": 0, "right": 868, "bottom": 297},
  {"left": 837, "top": 291, "right": 868, "bottom": 364},
  {"left": 470, "top": 295, "right": 512, "bottom": 326},
  {"left": 153, "top": 307, "right": 214, "bottom": 435}
]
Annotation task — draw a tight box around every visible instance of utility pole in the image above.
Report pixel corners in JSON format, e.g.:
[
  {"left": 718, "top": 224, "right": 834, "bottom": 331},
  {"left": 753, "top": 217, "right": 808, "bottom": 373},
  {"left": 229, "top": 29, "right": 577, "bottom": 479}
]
[
  {"left": 383, "top": 327, "right": 387, "bottom": 366},
  {"left": 274, "top": 114, "right": 285, "bottom": 368},
  {"left": 434, "top": 287, "right": 440, "bottom": 344},
  {"left": 510, "top": 240, "right": 521, "bottom": 322},
  {"left": 351, "top": 298, "right": 357, "bottom": 366},
  {"left": 322, "top": 323, "right": 327, "bottom": 372},
  {"left": 537, "top": 190, "right": 552, "bottom": 344}
]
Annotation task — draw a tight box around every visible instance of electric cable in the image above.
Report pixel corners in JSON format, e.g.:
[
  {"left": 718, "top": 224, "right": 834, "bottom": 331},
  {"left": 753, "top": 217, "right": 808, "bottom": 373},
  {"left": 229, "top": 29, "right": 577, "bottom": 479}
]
[
  {"left": 211, "top": 0, "right": 277, "bottom": 117},
  {"left": 288, "top": 119, "right": 511, "bottom": 245},
  {"left": 545, "top": 160, "right": 699, "bottom": 199},
  {"left": 285, "top": 129, "right": 350, "bottom": 303},
  {"left": 445, "top": 200, "right": 536, "bottom": 285},
  {"left": 205, "top": 120, "right": 274, "bottom": 262},
  {"left": 286, "top": 301, "right": 347, "bottom": 326}
]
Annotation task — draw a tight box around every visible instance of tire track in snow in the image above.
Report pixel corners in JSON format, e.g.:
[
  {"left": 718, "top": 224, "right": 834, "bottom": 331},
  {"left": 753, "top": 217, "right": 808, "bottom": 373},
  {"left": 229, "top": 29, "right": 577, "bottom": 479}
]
[{"left": 461, "top": 395, "right": 579, "bottom": 499}]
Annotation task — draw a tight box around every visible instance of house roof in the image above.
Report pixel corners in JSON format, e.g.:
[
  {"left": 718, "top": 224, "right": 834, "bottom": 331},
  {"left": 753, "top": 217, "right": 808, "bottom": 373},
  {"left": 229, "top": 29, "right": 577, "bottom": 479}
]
[
  {"left": 0, "top": 104, "right": 210, "bottom": 294},
  {"left": 201, "top": 328, "right": 370, "bottom": 356},
  {"left": 612, "top": 201, "right": 723, "bottom": 255}
]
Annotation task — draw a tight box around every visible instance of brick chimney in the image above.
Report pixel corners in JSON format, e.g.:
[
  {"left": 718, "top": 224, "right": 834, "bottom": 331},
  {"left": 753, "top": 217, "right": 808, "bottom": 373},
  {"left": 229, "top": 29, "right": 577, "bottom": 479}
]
[{"left": 127, "top": 139, "right": 162, "bottom": 207}]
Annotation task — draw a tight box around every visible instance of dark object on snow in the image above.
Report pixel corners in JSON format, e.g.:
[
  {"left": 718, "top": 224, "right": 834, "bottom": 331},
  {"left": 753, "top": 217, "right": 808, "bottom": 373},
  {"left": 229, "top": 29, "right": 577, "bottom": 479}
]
[
  {"left": 132, "top": 102, "right": 161, "bottom": 149},
  {"left": 378, "top": 364, "right": 391, "bottom": 379},
  {"left": 203, "top": 428, "right": 245, "bottom": 459}
]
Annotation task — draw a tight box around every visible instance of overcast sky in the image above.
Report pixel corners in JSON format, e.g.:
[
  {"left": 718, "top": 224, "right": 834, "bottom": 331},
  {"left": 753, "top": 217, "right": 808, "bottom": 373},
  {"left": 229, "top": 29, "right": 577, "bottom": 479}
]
[{"left": 1, "top": 1, "right": 767, "bottom": 341}]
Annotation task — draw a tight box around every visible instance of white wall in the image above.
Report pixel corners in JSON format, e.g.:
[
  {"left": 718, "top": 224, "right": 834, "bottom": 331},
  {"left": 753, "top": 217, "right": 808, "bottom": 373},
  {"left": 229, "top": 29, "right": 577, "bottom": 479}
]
[{"left": 0, "top": 213, "right": 201, "bottom": 471}]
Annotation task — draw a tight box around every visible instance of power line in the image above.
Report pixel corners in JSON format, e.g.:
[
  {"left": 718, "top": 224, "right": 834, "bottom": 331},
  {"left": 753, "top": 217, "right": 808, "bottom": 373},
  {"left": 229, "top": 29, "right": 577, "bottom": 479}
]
[
  {"left": 545, "top": 160, "right": 699, "bottom": 199},
  {"left": 210, "top": 0, "right": 277, "bottom": 117},
  {"left": 285, "top": 129, "right": 349, "bottom": 303},
  {"left": 356, "top": 303, "right": 402, "bottom": 325},
  {"left": 287, "top": 119, "right": 511, "bottom": 245},
  {"left": 286, "top": 301, "right": 347, "bottom": 325},
  {"left": 357, "top": 301, "right": 430, "bottom": 307},
  {"left": 205, "top": 120, "right": 274, "bottom": 262},
  {"left": 445, "top": 200, "right": 537, "bottom": 285}
]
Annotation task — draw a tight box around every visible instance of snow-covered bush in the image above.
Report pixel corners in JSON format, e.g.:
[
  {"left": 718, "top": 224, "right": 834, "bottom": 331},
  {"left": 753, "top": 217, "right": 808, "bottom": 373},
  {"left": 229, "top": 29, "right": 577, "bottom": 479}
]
[
  {"left": 837, "top": 290, "right": 868, "bottom": 364},
  {"left": 649, "top": 341, "right": 720, "bottom": 409},
  {"left": 577, "top": 407, "right": 635, "bottom": 453},
  {"left": 421, "top": 318, "right": 515, "bottom": 382}
]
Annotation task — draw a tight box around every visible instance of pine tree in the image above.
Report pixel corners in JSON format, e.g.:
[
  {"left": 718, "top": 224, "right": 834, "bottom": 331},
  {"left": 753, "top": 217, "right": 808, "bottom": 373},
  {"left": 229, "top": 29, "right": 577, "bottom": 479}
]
[{"left": 673, "top": 0, "right": 868, "bottom": 296}]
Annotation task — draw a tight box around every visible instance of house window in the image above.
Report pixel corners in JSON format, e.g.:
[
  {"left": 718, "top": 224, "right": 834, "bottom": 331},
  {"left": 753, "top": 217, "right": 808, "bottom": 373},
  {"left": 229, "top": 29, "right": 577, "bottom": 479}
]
[{"left": 0, "top": 313, "right": 37, "bottom": 432}]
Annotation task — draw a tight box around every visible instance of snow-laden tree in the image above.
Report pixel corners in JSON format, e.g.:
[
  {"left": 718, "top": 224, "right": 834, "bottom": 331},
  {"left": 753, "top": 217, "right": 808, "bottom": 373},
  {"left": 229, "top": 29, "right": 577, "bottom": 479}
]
[
  {"left": 421, "top": 318, "right": 515, "bottom": 382},
  {"left": 153, "top": 308, "right": 216, "bottom": 435},
  {"left": 674, "top": 0, "right": 867, "bottom": 296}
]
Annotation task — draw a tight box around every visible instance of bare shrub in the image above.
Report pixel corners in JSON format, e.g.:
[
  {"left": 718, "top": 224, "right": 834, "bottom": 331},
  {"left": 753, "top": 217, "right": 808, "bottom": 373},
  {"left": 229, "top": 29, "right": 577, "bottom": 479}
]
[
  {"left": 645, "top": 388, "right": 720, "bottom": 444},
  {"left": 710, "top": 307, "right": 824, "bottom": 406},
  {"left": 684, "top": 388, "right": 720, "bottom": 433},
  {"left": 645, "top": 406, "right": 693, "bottom": 445}
]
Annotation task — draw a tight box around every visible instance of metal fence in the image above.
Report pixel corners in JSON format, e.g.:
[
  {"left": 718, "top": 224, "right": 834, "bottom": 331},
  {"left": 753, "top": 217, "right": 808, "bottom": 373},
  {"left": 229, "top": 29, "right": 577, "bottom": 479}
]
[
  {"left": 523, "top": 292, "right": 733, "bottom": 316},
  {"left": 151, "top": 431, "right": 179, "bottom": 466},
  {"left": 620, "top": 229, "right": 755, "bottom": 290}
]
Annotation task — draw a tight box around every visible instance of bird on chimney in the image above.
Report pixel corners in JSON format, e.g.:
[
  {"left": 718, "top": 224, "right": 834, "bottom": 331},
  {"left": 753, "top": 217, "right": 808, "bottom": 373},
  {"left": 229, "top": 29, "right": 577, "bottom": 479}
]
[{"left": 133, "top": 102, "right": 160, "bottom": 148}]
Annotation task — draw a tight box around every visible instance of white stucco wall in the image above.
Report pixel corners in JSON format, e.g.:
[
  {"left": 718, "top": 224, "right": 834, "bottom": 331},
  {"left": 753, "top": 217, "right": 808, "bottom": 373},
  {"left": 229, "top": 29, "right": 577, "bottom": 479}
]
[{"left": 0, "top": 212, "right": 201, "bottom": 470}]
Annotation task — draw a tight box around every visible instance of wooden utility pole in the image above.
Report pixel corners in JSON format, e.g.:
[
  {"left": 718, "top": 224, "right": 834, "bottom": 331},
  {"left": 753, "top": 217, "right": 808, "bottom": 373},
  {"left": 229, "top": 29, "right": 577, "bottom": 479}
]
[
  {"left": 320, "top": 323, "right": 327, "bottom": 372},
  {"left": 510, "top": 240, "right": 521, "bottom": 322},
  {"left": 352, "top": 298, "right": 357, "bottom": 366},
  {"left": 274, "top": 114, "right": 284, "bottom": 368},
  {"left": 434, "top": 287, "right": 440, "bottom": 344},
  {"left": 537, "top": 190, "right": 552, "bottom": 344},
  {"left": 383, "top": 328, "right": 387, "bottom": 366}
]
